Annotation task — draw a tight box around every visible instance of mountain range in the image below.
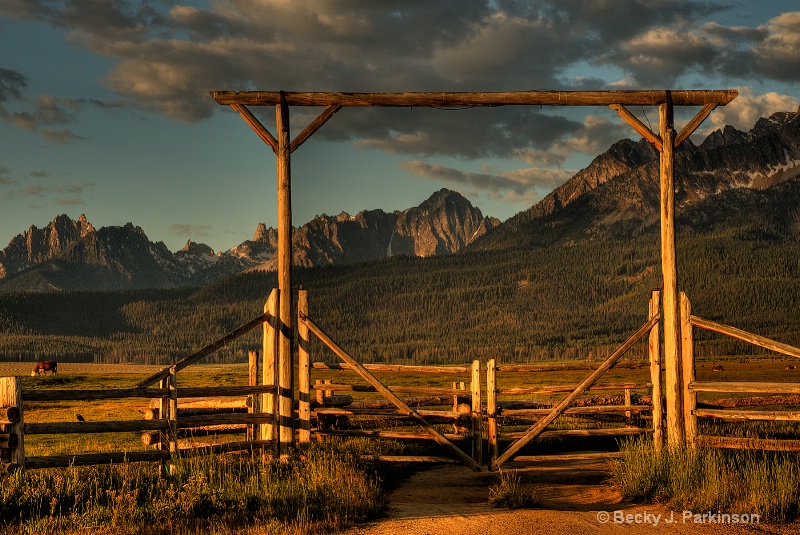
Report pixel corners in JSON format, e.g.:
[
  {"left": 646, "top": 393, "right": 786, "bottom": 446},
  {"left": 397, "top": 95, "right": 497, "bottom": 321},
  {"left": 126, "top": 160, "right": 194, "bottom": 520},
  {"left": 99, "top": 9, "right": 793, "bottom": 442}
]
[
  {"left": 2, "top": 109, "right": 799, "bottom": 292},
  {"left": 0, "top": 189, "right": 499, "bottom": 290}
]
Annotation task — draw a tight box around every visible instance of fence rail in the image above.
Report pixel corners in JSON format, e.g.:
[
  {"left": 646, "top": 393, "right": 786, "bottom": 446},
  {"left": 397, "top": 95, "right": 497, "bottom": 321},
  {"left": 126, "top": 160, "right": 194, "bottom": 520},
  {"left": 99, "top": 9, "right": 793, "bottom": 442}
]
[{"left": 682, "top": 293, "right": 800, "bottom": 450}]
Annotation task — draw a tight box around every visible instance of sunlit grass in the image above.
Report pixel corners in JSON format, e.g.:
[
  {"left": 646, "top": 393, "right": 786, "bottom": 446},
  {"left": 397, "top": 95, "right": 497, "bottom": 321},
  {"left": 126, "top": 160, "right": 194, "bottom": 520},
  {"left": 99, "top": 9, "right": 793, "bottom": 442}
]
[
  {"left": 612, "top": 437, "right": 800, "bottom": 522},
  {"left": 0, "top": 442, "right": 385, "bottom": 535}
]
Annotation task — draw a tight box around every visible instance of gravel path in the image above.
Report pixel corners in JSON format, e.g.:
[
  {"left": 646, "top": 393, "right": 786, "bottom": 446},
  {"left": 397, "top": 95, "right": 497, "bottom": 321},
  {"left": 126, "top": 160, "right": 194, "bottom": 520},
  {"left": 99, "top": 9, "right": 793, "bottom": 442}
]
[{"left": 337, "top": 457, "right": 799, "bottom": 535}]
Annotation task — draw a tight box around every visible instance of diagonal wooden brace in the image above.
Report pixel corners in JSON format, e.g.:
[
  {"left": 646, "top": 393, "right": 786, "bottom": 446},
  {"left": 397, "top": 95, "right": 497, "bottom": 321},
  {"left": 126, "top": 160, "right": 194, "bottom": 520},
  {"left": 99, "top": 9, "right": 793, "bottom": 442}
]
[{"left": 301, "top": 313, "right": 484, "bottom": 472}]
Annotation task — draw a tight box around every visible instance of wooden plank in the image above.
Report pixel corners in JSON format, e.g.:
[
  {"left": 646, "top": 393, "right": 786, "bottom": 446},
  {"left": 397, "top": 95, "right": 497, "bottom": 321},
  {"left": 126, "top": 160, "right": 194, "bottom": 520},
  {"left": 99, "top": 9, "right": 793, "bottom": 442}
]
[
  {"left": 493, "top": 314, "right": 659, "bottom": 469},
  {"left": 303, "top": 314, "right": 483, "bottom": 471},
  {"left": 690, "top": 315, "right": 800, "bottom": 359},
  {"left": 25, "top": 388, "right": 166, "bottom": 402},
  {"left": 25, "top": 450, "right": 171, "bottom": 469},
  {"left": 681, "top": 293, "right": 697, "bottom": 444},
  {"left": 26, "top": 419, "right": 169, "bottom": 435},
  {"left": 0, "top": 406, "right": 20, "bottom": 425},
  {"left": 262, "top": 289, "right": 279, "bottom": 444},
  {"left": 315, "top": 429, "right": 469, "bottom": 441},
  {"left": 694, "top": 409, "right": 800, "bottom": 421},
  {"left": 298, "top": 290, "right": 311, "bottom": 446},
  {"left": 487, "top": 359, "right": 498, "bottom": 470},
  {"left": 290, "top": 104, "right": 342, "bottom": 152},
  {"left": 136, "top": 311, "right": 274, "bottom": 388},
  {"left": 498, "top": 383, "right": 651, "bottom": 395},
  {"left": 210, "top": 90, "right": 739, "bottom": 108},
  {"left": 168, "top": 366, "right": 178, "bottom": 454},
  {"left": 674, "top": 103, "right": 717, "bottom": 146},
  {"left": 502, "top": 405, "right": 651, "bottom": 416},
  {"left": 314, "top": 407, "right": 463, "bottom": 418},
  {"left": 149, "top": 397, "right": 249, "bottom": 410},
  {"left": 471, "top": 359, "right": 482, "bottom": 463},
  {"left": 311, "top": 383, "right": 465, "bottom": 396},
  {"left": 313, "top": 362, "right": 470, "bottom": 373},
  {"left": 360, "top": 455, "right": 460, "bottom": 464},
  {"left": 503, "top": 428, "right": 651, "bottom": 439},
  {"left": 514, "top": 451, "right": 624, "bottom": 462},
  {"left": 690, "top": 382, "right": 800, "bottom": 394},
  {"left": 609, "top": 104, "right": 662, "bottom": 150},
  {"left": 231, "top": 103, "right": 278, "bottom": 151},
  {"left": 696, "top": 435, "right": 800, "bottom": 452},
  {"left": 497, "top": 362, "right": 647, "bottom": 372},
  {"left": 247, "top": 350, "right": 258, "bottom": 441},
  {"left": 660, "top": 98, "right": 685, "bottom": 448},
  {"left": 0, "top": 433, "right": 18, "bottom": 449},
  {"left": 0, "top": 377, "right": 23, "bottom": 469},
  {"left": 649, "top": 290, "right": 663, "bottom": 452},
  {"left": 179, "top": 413, "right": 276, "bottom": 428},
  {"left": 276, "top": 93, "right": 294, "bottom": 457}
]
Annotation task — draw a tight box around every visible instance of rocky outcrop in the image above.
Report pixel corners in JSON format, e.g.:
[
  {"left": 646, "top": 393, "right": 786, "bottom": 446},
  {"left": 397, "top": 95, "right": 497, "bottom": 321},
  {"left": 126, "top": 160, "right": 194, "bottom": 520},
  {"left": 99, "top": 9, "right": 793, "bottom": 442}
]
[{"left": 473, "top": 111, "right": 800, "bottom": 250}]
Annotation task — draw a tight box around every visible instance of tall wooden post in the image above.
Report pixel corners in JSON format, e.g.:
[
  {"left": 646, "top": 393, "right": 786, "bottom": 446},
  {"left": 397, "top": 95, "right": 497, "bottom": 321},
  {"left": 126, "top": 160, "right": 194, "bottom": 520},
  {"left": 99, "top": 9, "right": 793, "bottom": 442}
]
[
  {"left": 0, "top": 377, "right": 23, "bottom": 471},
  {"left": 261, "top": 289, "right": 279, "bottom": 445},
  {"left": 298, "top": 289, "right": 311, "bottom": 446},
  {"left": 681, "top": 292, "right": 697, "bottom": 445},
  {"left": 486, "top": 359, "right": 498, "bottom": 470},
  {"left": 649, "top": 290, "right": 663, "bottom": 452},
  {"left": 471, "top": 360, "right": 482, "bottom": 464},
  {"left": 276, "top": 93, "right": 294, "bottom": 456},
  {"left": 248, "top": 350, "right": 259, "bottom": 442},
  {"left": 660, "top": 97, "right": 684, "bottom": 448},
  {"left": 168, "top": 366, "right": 178, "bottom": 455}
]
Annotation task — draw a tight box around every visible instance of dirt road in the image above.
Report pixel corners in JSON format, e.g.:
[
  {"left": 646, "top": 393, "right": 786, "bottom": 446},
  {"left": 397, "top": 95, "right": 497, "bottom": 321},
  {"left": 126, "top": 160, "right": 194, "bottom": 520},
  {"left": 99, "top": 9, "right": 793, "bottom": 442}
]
[{"left": 338, "top": 457, "right": 799, "bottom": 535}]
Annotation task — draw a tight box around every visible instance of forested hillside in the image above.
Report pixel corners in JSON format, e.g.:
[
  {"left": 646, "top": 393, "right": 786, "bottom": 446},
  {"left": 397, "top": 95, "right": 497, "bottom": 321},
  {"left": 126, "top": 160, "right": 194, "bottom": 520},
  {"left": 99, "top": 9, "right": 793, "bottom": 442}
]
[{"left": 2, "top": 227, "right": 799, "bottom": 365}]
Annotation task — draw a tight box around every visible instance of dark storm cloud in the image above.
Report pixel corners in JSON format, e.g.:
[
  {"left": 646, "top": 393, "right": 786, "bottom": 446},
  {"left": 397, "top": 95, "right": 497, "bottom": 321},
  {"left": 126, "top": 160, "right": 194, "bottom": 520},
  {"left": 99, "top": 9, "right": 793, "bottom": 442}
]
[{"left": 3, "top": 1, "right": 799, "bottom": 161}]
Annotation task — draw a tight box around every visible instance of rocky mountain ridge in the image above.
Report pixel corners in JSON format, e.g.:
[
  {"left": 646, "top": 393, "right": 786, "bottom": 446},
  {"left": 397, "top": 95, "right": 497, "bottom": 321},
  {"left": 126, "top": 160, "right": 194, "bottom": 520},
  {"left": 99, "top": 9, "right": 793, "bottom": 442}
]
[
  {"left": 472, "top": 110, "right": 800, "bottom": 251},
  {"left": 0, "top": 189, "right": 498, "bottom": 290}
]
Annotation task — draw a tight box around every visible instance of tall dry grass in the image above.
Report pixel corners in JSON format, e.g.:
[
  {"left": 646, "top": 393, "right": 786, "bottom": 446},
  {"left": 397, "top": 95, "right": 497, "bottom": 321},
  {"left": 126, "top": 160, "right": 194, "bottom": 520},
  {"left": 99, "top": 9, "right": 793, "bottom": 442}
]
[
  {"left": 0, "top": 441, "right": 384, "bottom": 535},
  {"left": 612, "top": 437, "right": 800, "bottom": 522}
]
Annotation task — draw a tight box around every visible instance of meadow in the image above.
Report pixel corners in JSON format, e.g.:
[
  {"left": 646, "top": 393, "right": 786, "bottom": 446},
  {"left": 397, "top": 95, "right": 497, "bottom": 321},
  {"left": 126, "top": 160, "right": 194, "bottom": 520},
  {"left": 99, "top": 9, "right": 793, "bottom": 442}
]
[{"left": 4, "top": 353, "right": 800, "bottom": 532}]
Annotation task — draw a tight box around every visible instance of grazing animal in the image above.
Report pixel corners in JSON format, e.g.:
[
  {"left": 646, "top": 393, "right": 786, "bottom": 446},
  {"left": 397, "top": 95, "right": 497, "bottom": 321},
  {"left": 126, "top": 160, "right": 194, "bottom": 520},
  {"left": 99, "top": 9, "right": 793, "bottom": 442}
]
[
  {"left": 786, "top": 365, "right": 797, "bottom": 371},
  {"left": 31, "top": 360, "right": 57, "bottom": 376},
  {"left": 711, "top": 364, "right": 725, "bottom": 372}
]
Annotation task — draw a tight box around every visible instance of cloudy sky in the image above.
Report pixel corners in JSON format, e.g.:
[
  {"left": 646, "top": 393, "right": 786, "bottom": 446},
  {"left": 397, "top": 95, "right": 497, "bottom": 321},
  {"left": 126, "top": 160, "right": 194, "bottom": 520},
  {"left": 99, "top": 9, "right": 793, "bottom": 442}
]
[{"left": 1, "top": 1, "right": 798, "bottom": 253}]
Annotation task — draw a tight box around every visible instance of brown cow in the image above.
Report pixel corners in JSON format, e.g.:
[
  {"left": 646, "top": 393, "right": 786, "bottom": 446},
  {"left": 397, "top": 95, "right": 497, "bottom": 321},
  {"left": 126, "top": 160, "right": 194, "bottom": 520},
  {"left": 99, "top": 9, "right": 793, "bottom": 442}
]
[
  {"left": 31, "top": 361, "right": 57, "bottom": 376},
  {"left": 711, "top": 364, "right": 725, "bottom": 372}
]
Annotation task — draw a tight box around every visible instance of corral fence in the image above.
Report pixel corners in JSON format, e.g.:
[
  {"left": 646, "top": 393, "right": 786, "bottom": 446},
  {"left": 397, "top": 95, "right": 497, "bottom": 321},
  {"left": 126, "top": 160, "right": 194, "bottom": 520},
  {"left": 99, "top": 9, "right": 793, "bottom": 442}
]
[
  {"left": 682, "top": 292, "right": 800, "bottom": 451},
  {"left": 485, "top": 290, "right": 663, "bottom": 470},
  {"left": 0, "top": 308, "right": 281, "bottom": 475}
]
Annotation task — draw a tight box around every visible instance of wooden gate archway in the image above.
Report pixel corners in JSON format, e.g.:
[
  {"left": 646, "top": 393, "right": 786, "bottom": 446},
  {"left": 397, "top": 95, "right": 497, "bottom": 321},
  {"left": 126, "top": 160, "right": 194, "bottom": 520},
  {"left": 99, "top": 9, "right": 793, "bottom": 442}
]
[{"left": 210, "top": 89, "right": 738, "bottom": 450}]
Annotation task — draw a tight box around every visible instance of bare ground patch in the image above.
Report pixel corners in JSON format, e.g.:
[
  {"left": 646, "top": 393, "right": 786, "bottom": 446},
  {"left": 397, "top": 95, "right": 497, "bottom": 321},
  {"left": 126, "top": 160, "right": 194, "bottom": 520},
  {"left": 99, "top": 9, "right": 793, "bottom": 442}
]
[{"left": 338, "top": 457, "right": 799, "bottom": 535}]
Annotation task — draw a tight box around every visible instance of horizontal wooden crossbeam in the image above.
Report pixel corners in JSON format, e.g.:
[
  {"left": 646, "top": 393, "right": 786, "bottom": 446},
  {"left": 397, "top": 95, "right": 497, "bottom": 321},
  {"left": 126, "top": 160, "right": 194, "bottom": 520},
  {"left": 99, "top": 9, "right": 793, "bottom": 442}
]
[{"left": 211, "top": 90, "right": 738, "bottom": 108}]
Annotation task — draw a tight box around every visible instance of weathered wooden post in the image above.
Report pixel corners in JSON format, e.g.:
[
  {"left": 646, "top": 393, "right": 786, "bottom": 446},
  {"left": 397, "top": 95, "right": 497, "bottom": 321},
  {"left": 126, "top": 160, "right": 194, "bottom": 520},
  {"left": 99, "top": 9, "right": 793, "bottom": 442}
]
[
  {"left": 486, "top": 359, "right": 498, "bottom": 471},
  {"left": 0, "top": 377, "right": 23, "bottom": 473},
  {"left": 624, "top": 387, "right": 632, "bottom": 426},
  {"left": 276, "top": 93, "right": 295, "bottom": 457},
  {"left": 261, "top": 289, "right": 279, "bottom": 447},
  {"left": 659, "top": 97, "right": 685, "bottom": 448},
  {"left": 471, "top": 360, "right": 482, "bottom": 464},
  {"left": 168, "top": 366, "right": 178, "bottom": 454},
  {"left": 159, "top": 377, "right": 169, "bottom": 454},
  {"left": 298, "top": 289, "right": 311, "bottom": 446},
  {"left": 247, "top": 350, "right": 259, "bottom": 442},
  {"left": 649, "top": 290, "right": 663, "bottom": 452},
  {"left": 681, "top": 292, "right": 697, "bottom": 445}
]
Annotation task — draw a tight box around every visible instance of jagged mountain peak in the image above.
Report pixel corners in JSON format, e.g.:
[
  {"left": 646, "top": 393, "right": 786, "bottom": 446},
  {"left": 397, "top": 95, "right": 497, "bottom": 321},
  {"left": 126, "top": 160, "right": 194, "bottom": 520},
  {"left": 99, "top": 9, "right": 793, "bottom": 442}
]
[{"left": 472, "top": 108, "right": 800, "bottom": 252}]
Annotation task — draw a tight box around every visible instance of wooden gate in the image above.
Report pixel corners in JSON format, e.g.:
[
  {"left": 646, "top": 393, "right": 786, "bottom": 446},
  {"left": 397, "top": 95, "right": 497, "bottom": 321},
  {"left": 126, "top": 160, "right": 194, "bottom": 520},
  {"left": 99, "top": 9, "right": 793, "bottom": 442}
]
[
  {"left": 296, "top": 290, "right": 483, "bottom": 472},
  {"left": 487, "top": 291, "right": 662, "bottom": 470}
]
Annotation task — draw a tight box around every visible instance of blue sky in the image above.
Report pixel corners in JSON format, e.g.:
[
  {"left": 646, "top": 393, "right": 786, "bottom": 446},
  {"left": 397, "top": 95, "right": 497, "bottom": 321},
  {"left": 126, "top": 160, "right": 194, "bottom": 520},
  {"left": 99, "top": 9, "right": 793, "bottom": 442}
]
[{"left": 1, "top": 1, "right": 798, "bottom": 253}]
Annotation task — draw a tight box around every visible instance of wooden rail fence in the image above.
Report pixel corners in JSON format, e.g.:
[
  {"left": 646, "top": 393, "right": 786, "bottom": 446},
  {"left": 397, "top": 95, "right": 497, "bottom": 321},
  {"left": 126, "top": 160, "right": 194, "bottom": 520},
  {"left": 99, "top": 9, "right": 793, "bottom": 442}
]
[{"left": 682, "top": 292, "right": 800, "bottom": 451}]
